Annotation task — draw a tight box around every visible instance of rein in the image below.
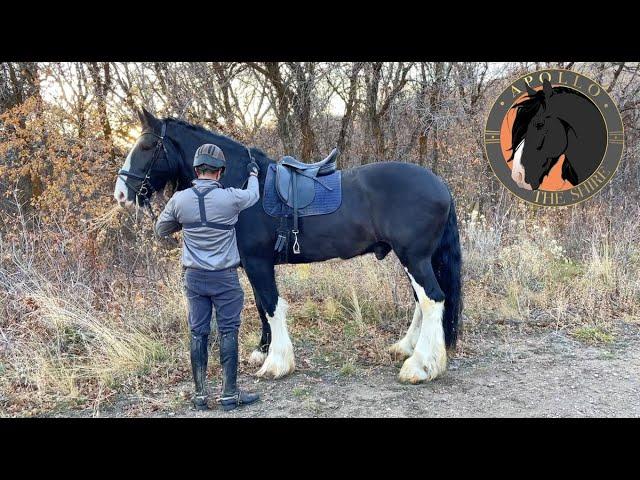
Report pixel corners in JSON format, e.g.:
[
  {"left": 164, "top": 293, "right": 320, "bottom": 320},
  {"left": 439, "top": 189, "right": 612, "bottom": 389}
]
[{"left": 240, "top": 146, "right": 254, "bottom": 189}]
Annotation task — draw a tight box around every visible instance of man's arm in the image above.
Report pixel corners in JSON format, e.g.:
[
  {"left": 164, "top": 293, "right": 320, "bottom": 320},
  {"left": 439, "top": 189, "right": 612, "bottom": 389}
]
[
  {"left": 155, "top": 194, "right": 182, "bottom": 237},
  {"left": 230, "top": 174, "right": 260, "bottom": 212}
]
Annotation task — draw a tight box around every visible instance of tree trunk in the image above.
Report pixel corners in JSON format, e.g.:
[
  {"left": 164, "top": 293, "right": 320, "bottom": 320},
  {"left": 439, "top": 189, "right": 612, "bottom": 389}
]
[
  {"left": 290, "top": 62, "right": 317, "bottom": 160},
  {"left": 88, "top": 62, "right": 115, "bottom": 159},
  {"left": 337, "top": 63, "right": 362, "bottom": 163},
  {"left": 212, "top": 62, "right": 237, "bottom": 128},
  {"left": 262, "top": 62, "right": 296, "bottom": 154},
  {"left": 363, "top": 62, "right": 383, "bottom": 163}
]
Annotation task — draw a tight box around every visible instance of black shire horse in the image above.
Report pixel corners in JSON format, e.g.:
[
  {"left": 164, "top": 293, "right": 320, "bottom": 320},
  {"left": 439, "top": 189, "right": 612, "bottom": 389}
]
[
  {"left": 508, "top": 79, "right": 606, "bottom": 190},
  {"left": 114, "top": 108, "right": 462, "bottom": 384}
]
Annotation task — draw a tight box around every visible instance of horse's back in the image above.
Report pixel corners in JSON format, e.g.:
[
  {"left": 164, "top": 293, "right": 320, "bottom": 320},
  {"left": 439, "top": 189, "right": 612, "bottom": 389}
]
[{"left": 346, "top": 161, "right": 451, "bottom": 208}]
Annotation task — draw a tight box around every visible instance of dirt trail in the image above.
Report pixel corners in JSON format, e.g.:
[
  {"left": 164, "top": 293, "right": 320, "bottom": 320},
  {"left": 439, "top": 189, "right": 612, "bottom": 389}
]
[{"left": 56, "top": 323, "right": 640, "bottom": 418}]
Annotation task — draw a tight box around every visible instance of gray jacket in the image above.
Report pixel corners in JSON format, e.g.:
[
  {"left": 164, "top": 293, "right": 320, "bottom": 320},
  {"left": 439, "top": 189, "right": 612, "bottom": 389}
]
[{"left": 155, "top": 177, "right": 259, "bottom": 270}]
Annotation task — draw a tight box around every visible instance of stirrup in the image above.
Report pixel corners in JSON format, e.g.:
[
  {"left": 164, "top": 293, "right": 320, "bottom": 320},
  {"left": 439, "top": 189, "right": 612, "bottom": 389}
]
[{"left": 292, "top": 229, "right": 300, "bottom": 254}]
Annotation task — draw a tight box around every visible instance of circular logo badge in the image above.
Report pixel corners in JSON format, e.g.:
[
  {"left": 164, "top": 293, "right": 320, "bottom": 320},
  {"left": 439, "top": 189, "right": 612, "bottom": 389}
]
[{"left": 484, "top": 69, "right": 623, "bottom": 206}]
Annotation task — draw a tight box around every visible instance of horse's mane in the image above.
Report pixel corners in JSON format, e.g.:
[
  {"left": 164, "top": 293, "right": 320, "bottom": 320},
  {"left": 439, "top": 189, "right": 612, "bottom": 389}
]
[
  {"left": 508, "top": 86, "right": 587, "bottom": 161},
  {"left": 165, "top": 117, "right": 269, "bottom": 159}
]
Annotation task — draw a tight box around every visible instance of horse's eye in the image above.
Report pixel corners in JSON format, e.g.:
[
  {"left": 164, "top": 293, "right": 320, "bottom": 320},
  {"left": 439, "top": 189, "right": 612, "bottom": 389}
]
[{"left": 535, "top": 121, "right": 545, "bottom": 130}]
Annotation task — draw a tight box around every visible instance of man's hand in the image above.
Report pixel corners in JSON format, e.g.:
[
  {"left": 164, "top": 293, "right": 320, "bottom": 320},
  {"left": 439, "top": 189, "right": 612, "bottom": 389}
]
[{"left": 247, "top": 161, "right": 259, "bottom": 176}]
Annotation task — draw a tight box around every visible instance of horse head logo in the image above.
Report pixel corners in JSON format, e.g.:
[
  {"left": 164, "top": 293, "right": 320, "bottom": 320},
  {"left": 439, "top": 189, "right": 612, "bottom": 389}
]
[{"left": 508, "top": 78, "right": 606, "bottom": 191}]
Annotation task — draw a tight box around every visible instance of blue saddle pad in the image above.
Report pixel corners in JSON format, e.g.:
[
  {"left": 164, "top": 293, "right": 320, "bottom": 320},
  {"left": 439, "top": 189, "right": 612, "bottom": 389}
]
[{"left": 263, "top": 163, "right": 342, "bottom": 218}]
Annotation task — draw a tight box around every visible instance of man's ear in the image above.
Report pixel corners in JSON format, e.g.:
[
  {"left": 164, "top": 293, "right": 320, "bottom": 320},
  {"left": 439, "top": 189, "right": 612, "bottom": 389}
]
[{"left": 138, "top": 106, "right": 162, "bottom": 132}]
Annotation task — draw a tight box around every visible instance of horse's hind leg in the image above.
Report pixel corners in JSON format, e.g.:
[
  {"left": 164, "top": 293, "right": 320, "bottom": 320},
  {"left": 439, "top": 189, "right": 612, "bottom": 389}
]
[
  {"left": 398, "top": 259, "right": 447, "bottom": 384},
  {"left": 388, "top": 290, "right": 422, "bottom": 360}
]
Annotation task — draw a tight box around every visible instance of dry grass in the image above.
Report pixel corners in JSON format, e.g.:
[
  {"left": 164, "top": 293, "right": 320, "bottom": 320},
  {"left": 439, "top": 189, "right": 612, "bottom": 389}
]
[
  {"left": 1, "top": 202, "right": 639, "bottom": 416},
  {"left": 460, "top": 205, "right": 639, "bottom": 332}
]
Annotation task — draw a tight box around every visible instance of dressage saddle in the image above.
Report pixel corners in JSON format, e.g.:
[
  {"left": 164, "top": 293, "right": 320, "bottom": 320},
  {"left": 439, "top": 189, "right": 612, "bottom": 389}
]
[
  {"left": 279, "top": 148, "right": 338, "bottom": 173},
  {"left": 275, "top": 147, "right": 339, "bottom": 254}
]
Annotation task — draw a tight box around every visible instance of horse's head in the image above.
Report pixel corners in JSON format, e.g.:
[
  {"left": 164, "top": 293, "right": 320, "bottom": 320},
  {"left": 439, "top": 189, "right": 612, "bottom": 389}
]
[
  {"left": 114, "top": 109, "right": 262, "bottom": 209},
  {"left": 114, "top": 108, "right": 178, "bottom": 208},
  {"left": 509, "top": 79, "right": 574, "bottom": 190}
]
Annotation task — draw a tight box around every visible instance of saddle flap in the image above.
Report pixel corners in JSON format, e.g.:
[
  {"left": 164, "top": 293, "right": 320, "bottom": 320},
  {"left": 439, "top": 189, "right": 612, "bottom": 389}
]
[
  {"left": 275, "top": 164, "right": 291, "bottom": 203},
  {"left": 275, "top": 165, "right": 317, "bottom": 209}
]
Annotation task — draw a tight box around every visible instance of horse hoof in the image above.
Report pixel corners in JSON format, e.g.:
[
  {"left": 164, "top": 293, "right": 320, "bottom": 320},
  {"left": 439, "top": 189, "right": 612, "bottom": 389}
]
[
  {"left": 398, "top": 352, "right": 445, "bottom": 384},
  {"left": 255, "top": 347, "right": 295, "bottom": 379},
  {"left": 398, "top": 357, "right": 429, "bottom": 384},
  {"left": 388, "top": 340, "right": 413, "bottom": 360},
  {"left": 248, "top": 350, "right": 267, "bottom": 367},
  {"left": 255, "top": 362, "right": 294, "bottom": 379}
]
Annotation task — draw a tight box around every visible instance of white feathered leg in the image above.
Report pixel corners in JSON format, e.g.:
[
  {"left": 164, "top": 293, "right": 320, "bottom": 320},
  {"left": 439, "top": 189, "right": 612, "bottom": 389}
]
[
  {"left": 255, "top": 297, "right": 295, "bottom": 378},
  {"left": 399, "top": 272, "right": 447, "bottom": 384},
  {"left": 389, "top": 303, "right": 422, "bottom": 359}
]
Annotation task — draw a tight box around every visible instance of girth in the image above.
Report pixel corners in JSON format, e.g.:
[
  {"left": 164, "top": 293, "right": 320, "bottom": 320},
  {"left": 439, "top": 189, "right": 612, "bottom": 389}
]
[{"left": 183, "top": 186, "right": 235, "bottom": 231}]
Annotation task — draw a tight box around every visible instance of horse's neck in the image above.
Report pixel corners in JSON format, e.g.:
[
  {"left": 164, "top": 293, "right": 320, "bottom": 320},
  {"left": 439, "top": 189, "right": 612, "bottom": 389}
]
[
  {"left": 169, "top": 122, "right": 275, "bottom": 190},
  {"left": 170, "top": 126, "right": 224, "bottom": 189},
  {"left": 252, "top": 149, "right": 276, "bottom": 170},
  {"left": 553, "top": 95, "right": 598, "bottom": 146},
  {"left": 555, "top": 95, "right": 604, "bottom": 178},
  {"left": 172, "top": 143, "right": 195, "bottom": 190}
]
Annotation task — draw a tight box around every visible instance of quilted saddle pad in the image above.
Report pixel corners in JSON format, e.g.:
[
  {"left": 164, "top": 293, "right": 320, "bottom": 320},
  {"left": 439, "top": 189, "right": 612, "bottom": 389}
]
[{"left": 262, "top": 163, "right": 342, "bottom": 218}]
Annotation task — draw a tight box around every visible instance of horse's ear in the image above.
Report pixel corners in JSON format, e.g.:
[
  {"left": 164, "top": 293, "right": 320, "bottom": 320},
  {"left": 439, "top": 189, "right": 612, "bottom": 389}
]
[
  {"left": 525, "top": 83, "right": 537, "bottom": 97},
  {"left": 138, "top": 107, "right": 161, "bottom": 131},
  {"left": 543, "top": 79, "right": 554, "bottom": 98}
]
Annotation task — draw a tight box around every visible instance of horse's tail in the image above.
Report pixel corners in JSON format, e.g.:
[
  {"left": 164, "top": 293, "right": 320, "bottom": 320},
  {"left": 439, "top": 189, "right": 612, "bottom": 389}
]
[{"left": 431, "top": 192, "right": 463, "bottom": 348}]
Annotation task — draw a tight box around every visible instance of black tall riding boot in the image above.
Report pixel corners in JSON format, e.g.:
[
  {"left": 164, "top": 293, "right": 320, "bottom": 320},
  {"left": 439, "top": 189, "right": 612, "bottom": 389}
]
[
  {"left": 218, "top": 331, "right": 260, "bottom": 411},
  {"left": 190, "top": 333, "right": 209, "bottom": 411}
]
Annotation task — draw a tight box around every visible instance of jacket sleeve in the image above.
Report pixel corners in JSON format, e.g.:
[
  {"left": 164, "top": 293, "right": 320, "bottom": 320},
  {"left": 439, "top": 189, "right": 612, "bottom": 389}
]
[
  {"left": 155, "top": 194, "right": 182, "bottom": 237},
  {"left": 228, "top": 175, "right": 260, "bottom": 213}
]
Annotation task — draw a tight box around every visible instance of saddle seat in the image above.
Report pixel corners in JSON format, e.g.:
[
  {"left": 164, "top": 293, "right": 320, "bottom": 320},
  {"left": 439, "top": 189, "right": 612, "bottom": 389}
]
[
  {"left": 276, "top": 147, "right": 339, "bottom": 210},
  {"left": 279, "top": 148, "right": 339, "bottom": 174}
]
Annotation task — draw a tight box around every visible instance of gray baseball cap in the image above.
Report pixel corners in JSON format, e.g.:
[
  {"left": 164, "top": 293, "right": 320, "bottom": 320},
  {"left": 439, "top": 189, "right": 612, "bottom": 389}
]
[{"left": 194, "top": 143, "right": 226, "bottom": 168}]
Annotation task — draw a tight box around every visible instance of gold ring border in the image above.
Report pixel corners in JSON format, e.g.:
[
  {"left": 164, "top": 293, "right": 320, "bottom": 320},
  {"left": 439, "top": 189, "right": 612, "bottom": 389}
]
[{"left": 483, "top": 67, "right": 624, "bottom": 208}]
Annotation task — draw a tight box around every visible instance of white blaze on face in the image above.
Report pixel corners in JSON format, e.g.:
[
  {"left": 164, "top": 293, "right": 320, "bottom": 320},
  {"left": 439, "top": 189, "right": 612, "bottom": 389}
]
[
  {"left": 255, "top": 297, "right": 295, "bottom": 379},
  {"left": 511, "top": 140, "right": 532, "bottom": 190},
  {"left": 114, "top": 148, "right": 135, "bottom": 207}
]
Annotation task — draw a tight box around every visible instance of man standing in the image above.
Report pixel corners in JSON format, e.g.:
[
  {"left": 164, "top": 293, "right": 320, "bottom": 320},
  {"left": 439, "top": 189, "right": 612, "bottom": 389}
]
[{"left": 155, "top": 143, "right": 260, "bottom": 411}]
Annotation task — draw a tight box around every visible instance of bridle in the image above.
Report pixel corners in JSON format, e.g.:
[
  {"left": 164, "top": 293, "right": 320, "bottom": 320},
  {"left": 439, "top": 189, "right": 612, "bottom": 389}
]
[
  {"left": 117, "top": 122, "right": 177, "bottom": 221},
  {"left": 117, "top": 120, "right": 255, "bottom": 219}
]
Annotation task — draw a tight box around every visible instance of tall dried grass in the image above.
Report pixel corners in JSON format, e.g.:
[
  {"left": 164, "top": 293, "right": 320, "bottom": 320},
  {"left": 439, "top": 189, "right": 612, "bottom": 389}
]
[{"left": 1, "top": 199, "right": 639, "bottom": 416}]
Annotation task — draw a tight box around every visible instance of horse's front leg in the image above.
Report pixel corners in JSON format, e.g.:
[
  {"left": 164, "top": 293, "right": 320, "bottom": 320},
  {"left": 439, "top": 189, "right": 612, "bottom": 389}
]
[
  {"left": 247, "top": 284, "right": 271, "bottom": 367},
  {"left": 244, "top": 257, "right": 295, "bottom": 378}
]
